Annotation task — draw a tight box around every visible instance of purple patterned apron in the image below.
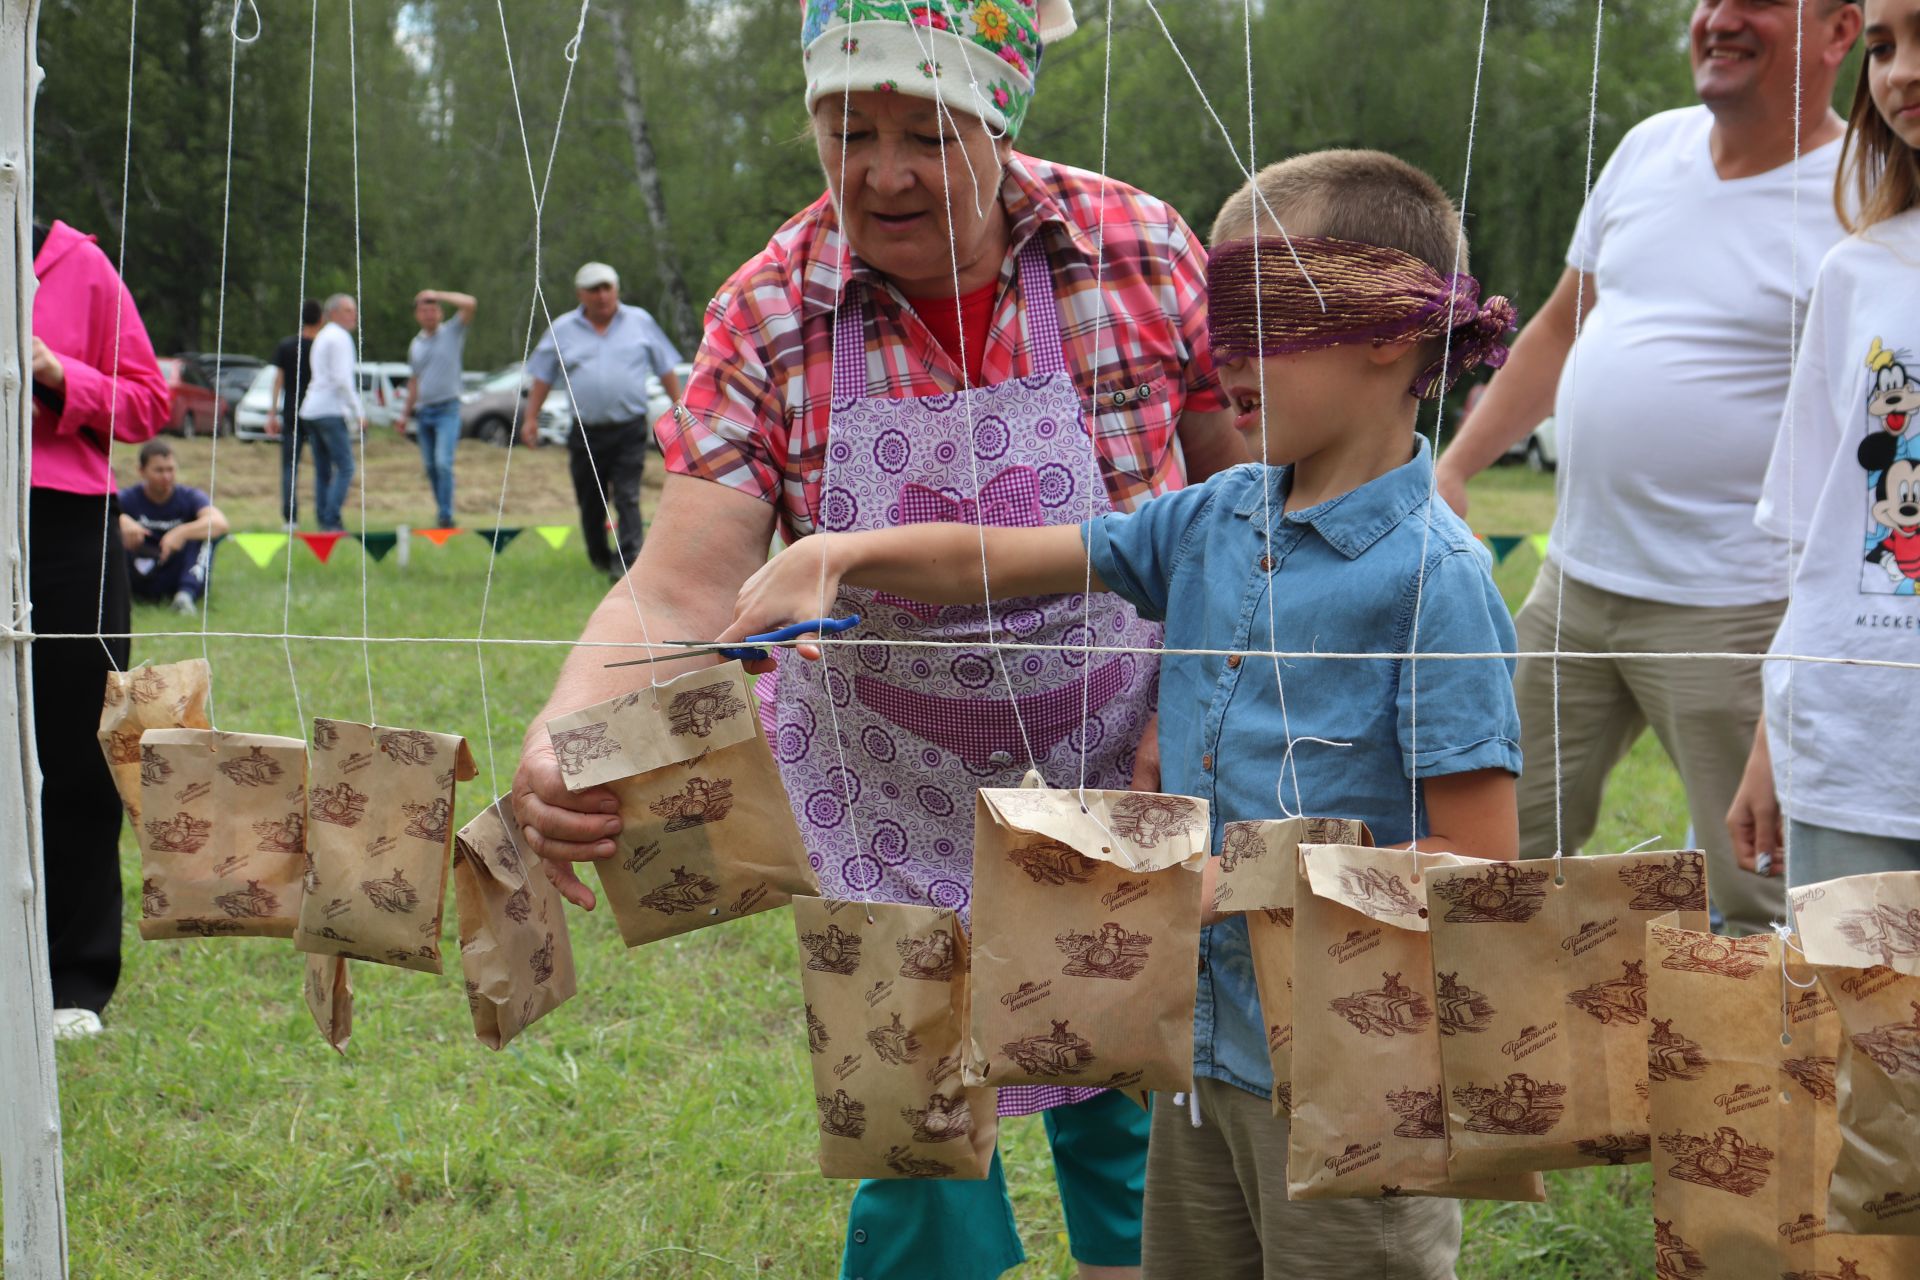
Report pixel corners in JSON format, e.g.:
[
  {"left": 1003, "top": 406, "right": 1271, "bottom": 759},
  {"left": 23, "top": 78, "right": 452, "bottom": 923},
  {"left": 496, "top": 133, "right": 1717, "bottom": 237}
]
[{"left": 765, "top": 241, "right": 1163, "bottom": 1116}]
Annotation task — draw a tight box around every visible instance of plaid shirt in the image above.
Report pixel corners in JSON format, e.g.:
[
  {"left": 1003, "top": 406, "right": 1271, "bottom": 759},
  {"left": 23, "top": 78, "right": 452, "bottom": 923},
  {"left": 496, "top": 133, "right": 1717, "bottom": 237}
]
[{"left": 661, "top": 153, "right": 1227, "bottom": 541}]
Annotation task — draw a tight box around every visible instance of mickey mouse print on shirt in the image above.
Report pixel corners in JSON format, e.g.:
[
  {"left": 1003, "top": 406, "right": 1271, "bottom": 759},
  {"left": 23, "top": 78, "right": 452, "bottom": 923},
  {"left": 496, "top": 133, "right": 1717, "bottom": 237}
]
[{"left": 1858, "top": 338, "right": 1920, "bottom": 596}]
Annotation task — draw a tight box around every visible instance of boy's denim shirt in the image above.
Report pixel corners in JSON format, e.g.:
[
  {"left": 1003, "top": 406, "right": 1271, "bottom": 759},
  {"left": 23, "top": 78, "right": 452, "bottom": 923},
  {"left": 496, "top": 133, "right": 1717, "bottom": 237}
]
[{"left": 1082, "top": 436, "right": 1522, "bottom": 1100}]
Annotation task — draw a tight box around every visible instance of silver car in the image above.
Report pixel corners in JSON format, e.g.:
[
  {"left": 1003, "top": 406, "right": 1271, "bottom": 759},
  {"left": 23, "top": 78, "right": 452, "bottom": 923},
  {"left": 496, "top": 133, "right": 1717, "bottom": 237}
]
[{"left": 460, "top": 363, "right": 571, "bottom": 447}]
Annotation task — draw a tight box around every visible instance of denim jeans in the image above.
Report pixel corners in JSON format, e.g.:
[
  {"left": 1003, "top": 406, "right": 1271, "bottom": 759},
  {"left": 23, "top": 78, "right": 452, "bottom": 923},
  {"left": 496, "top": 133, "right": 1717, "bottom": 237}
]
[
  {"left": 279, "top": 416, "right": 313, "bottom": 526},
  {"left": 414, "top": 399, "right": 460, "bottom": 528},
  {"left": 305, "top": 415, "right": 355, "bottom": 532}
]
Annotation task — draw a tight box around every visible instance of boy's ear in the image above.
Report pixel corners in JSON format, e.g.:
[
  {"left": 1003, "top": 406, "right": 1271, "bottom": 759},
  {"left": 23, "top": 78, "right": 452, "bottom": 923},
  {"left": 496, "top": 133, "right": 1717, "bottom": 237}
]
[{"left": 1365, "top": 338, "right": 1421, "bottom": 369}]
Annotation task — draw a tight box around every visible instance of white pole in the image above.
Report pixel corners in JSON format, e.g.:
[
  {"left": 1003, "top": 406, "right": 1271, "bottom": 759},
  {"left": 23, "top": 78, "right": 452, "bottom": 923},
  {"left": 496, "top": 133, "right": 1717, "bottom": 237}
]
[{"left": 0, "top": 0, "right": 71, "bottom": 1275}]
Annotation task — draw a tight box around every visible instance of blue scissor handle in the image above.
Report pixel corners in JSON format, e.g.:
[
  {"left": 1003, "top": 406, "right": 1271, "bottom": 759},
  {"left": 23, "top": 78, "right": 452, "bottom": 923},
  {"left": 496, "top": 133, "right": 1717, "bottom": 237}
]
[{"left": 717, "top": 613, "right": 861, "bottom": 662}]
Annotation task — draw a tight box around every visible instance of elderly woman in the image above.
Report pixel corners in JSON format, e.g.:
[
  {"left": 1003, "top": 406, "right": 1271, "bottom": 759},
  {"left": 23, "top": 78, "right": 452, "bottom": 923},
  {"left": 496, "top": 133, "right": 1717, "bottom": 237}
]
[{"left": 513, "top": 4, "right": 1239, "bottom": 1277}]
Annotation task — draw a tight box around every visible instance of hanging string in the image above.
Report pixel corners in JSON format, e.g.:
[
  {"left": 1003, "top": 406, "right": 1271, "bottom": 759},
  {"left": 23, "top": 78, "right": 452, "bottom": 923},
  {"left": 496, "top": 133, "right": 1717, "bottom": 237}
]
[
  {"left": 346, "top": 0, "right": 375, "bottom": 729},
  {"left": 1075, "top": 0, "right": 1116, "bottom": 799},
  {"left": 280, "top": 0, "right": 321, "bottom": 740}
]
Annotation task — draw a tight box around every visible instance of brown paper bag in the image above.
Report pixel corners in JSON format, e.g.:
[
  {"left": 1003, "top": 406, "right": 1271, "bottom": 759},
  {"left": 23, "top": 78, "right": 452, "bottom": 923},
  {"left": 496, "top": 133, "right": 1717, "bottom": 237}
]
[
  {"left": 545, "top": 662, "right": 816, "bottom": 947},
  {"left": 294, "top": 718, "right": 477, "bottom": 973},
  {"left": 1646, "top": 916, "right": 1920, "bottom": 1275},
  {"left": 1423, "top": 850, "right": 1711, "bottom": 1179},
  {"left": 794, "top": 896, "right": 997, "bottom": 1180},
  {"left": 1287, "top": 843, "right": 1544, "bottom": 1202},
  {"left": 98, "top": 659, "right": 212, "bottom": 822},
  {"left": 965, "top": 777, "right": 1207, "bottom": 1093},
  {"left": 304, "top": 953, "right": 352, "bottom": 1054},
  {"left": 134, "top": 728, "right": 308, "bottom": 940},
  {"left": 1792, "top": 872, "right": 1920, "bottom": 1237},
  {"left": 452, "top": 795, "right": 577, "bottom": 1050},
  {"left": 1209, "top": 817, "right": 1372, "bottom": 1118}
]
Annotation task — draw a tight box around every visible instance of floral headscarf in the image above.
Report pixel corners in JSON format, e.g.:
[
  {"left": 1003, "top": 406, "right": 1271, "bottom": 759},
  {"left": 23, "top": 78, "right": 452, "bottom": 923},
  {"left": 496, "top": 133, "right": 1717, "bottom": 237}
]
[{"left": 802, "top": 0, "right": 1078, "bottom": 138}]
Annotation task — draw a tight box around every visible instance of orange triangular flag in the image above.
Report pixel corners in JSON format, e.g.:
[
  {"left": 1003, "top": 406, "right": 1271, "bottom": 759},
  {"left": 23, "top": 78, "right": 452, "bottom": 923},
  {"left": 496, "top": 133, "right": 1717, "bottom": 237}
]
[
  {"left": 298, "top": 532, "right": 347, "bottom": 564},
  {"left": 416, "top": 527, "right": 461, "bottom": 547}
]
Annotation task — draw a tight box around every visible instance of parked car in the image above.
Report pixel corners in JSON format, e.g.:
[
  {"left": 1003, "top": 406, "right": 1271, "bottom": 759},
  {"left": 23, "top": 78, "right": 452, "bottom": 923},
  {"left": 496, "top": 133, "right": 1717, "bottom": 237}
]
[
  {"left": 1455, "top": 383, "right": 1557, "bottom": 474},
  {"left": 177, "top": 351, "right": 262, "bottom": 432},
  {"left": 156, "top": 357, "right": 228, "bottom": 438},
  {"left": 230, "top": 361, "right": 411, "bottom": 440},
  {"left": 459, "top": 363, "right": 570, "bottom": 447},
  {"left": 232, "top": 365, "right": 277, "bottom": 439}
]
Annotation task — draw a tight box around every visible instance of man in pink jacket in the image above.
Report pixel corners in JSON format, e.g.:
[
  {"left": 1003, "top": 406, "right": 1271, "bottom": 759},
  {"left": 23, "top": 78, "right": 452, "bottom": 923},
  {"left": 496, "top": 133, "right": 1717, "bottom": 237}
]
[{"left": 31, "top": 218, "right": 170, "bottom": 1037}]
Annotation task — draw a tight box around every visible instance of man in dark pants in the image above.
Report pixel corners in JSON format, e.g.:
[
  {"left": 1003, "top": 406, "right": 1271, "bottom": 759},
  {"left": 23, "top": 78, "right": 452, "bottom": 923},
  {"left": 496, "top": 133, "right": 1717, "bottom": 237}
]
[
  {"left": 267, "top": 299, "right": 322, "bottom": 527},
  {"left": 522, "top": 261, "right": 682, "bottom": 580},
  {"left": 30, "top": 217, "right": 171, "bottom": 1037}
]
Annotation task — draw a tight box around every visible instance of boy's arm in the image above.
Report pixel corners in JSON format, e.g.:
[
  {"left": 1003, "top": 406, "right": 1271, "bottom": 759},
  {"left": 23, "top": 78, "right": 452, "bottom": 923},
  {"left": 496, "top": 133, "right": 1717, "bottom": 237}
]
[
  {"left": 721, "top": 524, "right": 1099, "bottom": 656},
  {"left": 1411, "top": 768, "right": 1518, "bottom": 860}
]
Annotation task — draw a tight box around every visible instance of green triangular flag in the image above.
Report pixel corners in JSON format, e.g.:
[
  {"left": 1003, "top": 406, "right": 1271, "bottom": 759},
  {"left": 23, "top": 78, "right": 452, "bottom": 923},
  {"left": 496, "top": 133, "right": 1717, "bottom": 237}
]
[
  {"left": 1528, "top": 533, "right": 1551, "bottom": 559},
  {"left": 1489, "top": 535, "right": 1522, "bottom": 563},
  {"left": 474, "top": 527, "right": 523, "bottom": 552},
  {"left": 358, "top": 531, "right": 398, "bottom": 562},
  {"left": 231, "top": 531, "right": 289, "bottom": 569},
  {"left": 534, "top": 524, "right": 571, "bottom": 550}
]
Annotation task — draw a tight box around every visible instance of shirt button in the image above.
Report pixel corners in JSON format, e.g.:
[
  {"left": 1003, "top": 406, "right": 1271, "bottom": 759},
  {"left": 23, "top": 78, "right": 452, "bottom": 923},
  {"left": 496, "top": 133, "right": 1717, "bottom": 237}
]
[
  {"left": 806, "top": 469, "right": 822, "bottom": 483},
  {"left": 1226, "top": 654, "right": 1242, "bottom": 669},
  {"left": 988, "top": 750, "right": 1013, "bottom": 767},
  {"left": 1201, "top": 752, "right": 1213, "bottom": 771},
  {"left": 1259, "top": 555, "right": 1274, "bottom": 572}
]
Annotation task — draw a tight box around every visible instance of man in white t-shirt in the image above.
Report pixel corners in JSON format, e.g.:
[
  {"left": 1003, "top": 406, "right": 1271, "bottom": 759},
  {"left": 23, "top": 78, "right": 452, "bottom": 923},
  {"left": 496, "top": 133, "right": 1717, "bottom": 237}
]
[{"left": 1434, "top": 0, "right": 1862, "bottom": 935}]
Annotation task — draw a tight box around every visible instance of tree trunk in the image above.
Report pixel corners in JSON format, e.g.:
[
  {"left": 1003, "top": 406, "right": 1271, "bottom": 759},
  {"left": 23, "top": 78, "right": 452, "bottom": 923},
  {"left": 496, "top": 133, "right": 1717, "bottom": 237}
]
[{"left": 601, "top": 6, "right": 698, "bottom": 351}]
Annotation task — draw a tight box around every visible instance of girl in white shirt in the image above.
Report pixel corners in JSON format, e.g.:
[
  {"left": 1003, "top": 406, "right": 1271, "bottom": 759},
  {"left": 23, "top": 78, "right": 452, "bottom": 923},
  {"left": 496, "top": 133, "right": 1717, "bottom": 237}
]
[{"left": 1730, "top": 0, "right": 1920, "bottom": 885}]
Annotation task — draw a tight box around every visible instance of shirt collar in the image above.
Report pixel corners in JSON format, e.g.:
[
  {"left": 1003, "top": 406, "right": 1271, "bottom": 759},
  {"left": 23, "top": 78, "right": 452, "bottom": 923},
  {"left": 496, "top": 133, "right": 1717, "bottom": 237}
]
[
  {"left": 799, "top": 153, "right": 1093, "bottom": 320},
  {"left": 1233, "top": 435, "right": 1438, "bottom": 560}
]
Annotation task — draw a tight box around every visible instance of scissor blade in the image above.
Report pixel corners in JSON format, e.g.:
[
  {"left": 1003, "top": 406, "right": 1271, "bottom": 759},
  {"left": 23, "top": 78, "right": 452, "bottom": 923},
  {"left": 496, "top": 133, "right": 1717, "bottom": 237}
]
[{"left": 602, "top": 646, "right": 729, "bottom": 669}]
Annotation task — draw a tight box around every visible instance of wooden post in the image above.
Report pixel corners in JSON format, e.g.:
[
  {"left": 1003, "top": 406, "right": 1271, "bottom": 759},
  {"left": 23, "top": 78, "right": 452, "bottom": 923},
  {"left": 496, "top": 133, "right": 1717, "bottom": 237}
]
[{"left": 0, "top": 1, "right": 71, "bottom": 1277}]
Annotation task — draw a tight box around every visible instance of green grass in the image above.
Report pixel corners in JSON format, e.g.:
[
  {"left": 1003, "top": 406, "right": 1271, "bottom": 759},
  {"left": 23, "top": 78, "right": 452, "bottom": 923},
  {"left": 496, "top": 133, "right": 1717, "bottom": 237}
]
[{"left": 27, "top": 452, "right": 1679, "bottom": 1277}]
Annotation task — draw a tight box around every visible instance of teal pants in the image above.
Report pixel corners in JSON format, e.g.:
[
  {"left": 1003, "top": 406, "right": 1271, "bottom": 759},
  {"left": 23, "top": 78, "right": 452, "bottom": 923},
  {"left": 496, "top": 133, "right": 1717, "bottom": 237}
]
[{"left": 840, "top": 1091, "right": 1150, "bottom": 1280}]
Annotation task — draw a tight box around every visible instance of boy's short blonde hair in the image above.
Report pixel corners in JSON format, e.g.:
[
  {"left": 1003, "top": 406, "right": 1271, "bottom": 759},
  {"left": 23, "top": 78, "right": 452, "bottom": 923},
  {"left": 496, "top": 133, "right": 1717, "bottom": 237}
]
[{"left": 1211, "top": 149, "right": 1468, "bottom": 278}]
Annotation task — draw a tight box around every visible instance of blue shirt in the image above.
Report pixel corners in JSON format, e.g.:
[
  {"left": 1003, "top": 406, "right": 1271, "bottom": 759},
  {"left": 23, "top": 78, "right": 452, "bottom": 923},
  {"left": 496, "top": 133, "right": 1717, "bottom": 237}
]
[
  {"left": 119, "top": 482, "right": 210, "bottom": 552},
  {"left": 527, "top": 303, "right": 682, "bottom": 426},
  {"left": 407, "top": 314, "right": 467, "bottom": 406},
  {"left": 1083, "top": 436, "right": 1522, "bottom": 1098}
]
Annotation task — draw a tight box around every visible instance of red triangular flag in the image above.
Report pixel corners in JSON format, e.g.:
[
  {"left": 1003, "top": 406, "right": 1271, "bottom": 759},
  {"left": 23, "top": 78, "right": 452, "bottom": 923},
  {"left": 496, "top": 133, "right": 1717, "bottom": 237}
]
[
  {"left": 298, "top": 532, "right": 347, "bottom": 564},
  {"left": 416, "top": 527, "right": 461, "bottom": 547}
]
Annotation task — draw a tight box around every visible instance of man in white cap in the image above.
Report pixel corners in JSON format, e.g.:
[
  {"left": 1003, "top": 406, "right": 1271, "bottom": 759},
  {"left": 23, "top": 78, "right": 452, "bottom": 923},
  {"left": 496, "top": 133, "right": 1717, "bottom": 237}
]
[{"left": 525, "top": 261, "right": 683, "bottom": 579}]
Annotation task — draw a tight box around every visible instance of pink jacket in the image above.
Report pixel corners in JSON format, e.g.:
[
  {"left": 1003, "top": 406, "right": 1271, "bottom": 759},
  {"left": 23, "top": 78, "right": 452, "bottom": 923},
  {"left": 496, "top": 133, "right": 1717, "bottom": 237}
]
[{"left": 31, "top": 220, "right": 169, "bottom": 495}]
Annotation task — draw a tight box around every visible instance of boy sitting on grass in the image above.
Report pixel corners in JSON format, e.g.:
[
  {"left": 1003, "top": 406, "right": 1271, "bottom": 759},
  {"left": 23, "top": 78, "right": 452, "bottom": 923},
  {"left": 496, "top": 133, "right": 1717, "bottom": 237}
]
[{"left": 721, "top": 149, "right": 1522, "bottom": 1279}]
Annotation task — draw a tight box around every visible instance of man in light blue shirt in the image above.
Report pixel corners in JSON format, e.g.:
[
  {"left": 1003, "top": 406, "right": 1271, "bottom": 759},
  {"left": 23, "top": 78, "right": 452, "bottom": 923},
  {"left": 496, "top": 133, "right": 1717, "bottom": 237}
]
[
  {"left": 525, "top": 262, "right": 683, "bottom": 579},
  {"left": 398, "top": 287, "right": 476, "bottom": 529}
]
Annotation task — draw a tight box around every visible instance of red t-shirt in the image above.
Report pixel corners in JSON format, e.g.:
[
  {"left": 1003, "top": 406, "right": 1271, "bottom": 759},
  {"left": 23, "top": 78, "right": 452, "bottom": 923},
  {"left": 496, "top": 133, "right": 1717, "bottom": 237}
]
[{"left": 907, "top": 281, "right": 997, "bottom": 386}]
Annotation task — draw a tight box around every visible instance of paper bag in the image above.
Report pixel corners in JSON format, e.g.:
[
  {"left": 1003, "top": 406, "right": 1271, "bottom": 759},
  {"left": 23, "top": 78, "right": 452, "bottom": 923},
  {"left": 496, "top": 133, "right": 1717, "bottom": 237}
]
[
  {"left": 1646, "top": 917, "right": 1920, "bottom": 1275},
  {"left": 304, "top": 953, "right": 352, "bottom": 1054},
  {"left": 545, "top": 662, "right": 815, "bottom": 947},
  {"left": 1287, "top": 843, "right": 1544, "bottom": 1203},
  {"left": 794, "top": 896, "right": 997, "bottom": 1180},
  {"left": 1793, "top": 872, "right": 1920, "bottom": 1237},
  {"left": 134, "top": 728, "right": 308, "bottom": 940},
  {"left": 966, "top": 777, "right": 1207, "bottom": 1093},
  {"left": 453, "top": 796, "right": 578, "bottom": 1050},
  {"left": 1423, "top": 850, "right": 1711, "bottom": 1179},
  {"left": 1209, "top": 817, "right": 1372, "bottom": 1118},
  {"left": 98, "top": 659, "right": 212, "bottom": 821},
  {"left": 294, "top": 718, "right": 477, "bottom": 973}
]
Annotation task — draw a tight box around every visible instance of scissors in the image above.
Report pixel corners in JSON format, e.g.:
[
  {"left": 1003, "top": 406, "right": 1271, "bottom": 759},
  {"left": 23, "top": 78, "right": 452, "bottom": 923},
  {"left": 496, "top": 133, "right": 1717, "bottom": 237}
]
[{"left": 602, "top": 615, "right": 862, "bottom": 669}]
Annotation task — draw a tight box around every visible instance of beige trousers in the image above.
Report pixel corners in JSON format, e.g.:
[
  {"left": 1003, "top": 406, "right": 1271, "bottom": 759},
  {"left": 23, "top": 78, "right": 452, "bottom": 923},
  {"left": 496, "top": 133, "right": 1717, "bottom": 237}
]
[
  {"left": 1141, "top": 1079, "right": 1461, "bottom": 1280},
  {"left": 1512, "top": 565, "right": 1787, "bottom": 936}
]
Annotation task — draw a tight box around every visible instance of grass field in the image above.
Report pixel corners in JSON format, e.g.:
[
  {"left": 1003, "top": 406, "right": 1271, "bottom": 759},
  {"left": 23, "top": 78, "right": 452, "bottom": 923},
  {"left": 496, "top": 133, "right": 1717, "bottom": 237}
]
[{"left": 31, "top": 436, "right": 1680, "bottom": 1277}]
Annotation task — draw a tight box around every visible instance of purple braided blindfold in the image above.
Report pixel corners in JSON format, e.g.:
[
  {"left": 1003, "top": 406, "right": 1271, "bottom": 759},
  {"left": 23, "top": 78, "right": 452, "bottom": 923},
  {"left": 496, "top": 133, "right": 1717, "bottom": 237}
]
[{"left": 1206, "top": 236, "right": 1517, "bottom": 400}]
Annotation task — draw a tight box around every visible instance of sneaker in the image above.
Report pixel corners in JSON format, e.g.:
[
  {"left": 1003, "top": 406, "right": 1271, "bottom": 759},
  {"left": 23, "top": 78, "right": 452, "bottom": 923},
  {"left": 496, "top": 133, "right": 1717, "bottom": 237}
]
[
  {"left": 52, "top": 1008, "right": 103, "bottom": 1040},
  {"left": 171, "top": 590, "right": 197, "bottom": 617}
]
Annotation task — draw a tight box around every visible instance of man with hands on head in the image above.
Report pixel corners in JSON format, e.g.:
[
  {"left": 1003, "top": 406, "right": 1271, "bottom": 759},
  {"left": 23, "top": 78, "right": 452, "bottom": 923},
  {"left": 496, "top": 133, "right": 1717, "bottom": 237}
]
[{"left": 395, "top": 287, "right": 477, "bottom": 531}]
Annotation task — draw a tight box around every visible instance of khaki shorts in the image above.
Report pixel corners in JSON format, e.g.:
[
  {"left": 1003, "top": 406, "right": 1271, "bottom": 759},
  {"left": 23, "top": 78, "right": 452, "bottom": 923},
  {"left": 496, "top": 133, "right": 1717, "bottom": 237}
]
[{"left": 1142, "top": 1078, "right": 1461, "bottom": 1280}]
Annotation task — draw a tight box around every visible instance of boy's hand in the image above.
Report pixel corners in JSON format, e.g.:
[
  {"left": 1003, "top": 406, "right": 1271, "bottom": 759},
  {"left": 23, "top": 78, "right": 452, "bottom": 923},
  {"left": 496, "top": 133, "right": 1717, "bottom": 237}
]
[{"left": 719, "top": 535, "right": 844, "bottom": 672}]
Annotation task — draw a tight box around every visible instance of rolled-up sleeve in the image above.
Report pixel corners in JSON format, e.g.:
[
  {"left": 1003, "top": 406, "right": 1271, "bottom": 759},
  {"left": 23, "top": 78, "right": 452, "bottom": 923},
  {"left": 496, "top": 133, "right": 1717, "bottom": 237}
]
[
  {"left": 1396, "top": 546, "right": 1523, "bottom": 779},
  {"left": 659, "top": 289, "right": 787, "bottom": 505},
  {"left": 1081, "top": 476, "right": 1223, "bottom": 621},
  {"left": 526, "top": 324, "right": 562, "bottom": 387}
]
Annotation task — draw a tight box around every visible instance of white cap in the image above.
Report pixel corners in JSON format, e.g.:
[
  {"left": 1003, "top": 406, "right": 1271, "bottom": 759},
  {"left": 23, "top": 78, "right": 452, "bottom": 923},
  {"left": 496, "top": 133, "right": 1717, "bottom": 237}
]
[{"left": 574, "top": 261, "right": 618, "bottom": 290}]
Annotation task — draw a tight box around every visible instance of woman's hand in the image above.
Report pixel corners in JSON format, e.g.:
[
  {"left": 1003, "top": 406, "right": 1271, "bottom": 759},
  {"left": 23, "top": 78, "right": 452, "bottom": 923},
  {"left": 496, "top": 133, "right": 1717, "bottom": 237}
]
[
  {"left": 511, "top": 735, "right": 623, "bottom": 911},
  {"left": 717, "top": 535, "right": 845, "bottom": 671}
]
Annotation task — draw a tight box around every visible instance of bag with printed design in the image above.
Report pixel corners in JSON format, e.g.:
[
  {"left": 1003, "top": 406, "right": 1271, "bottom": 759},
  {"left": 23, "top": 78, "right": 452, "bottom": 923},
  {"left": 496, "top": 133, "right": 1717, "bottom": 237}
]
[
  {"left": 98, "top": 659, "right": 212, "bottom": 822},
  {"left": 1792, "top": 872, "right": 1920, "bottom": 1238},
  {"left": 304, "top": 953, "right": 352, "bottom": 1054},
  {"left": 1287, "top": 842, "right": 1545, "bottom": 1203},
  {"left": 293, "top": 718, "right": 477, "bottom": 973},
  {"left": 134, "top": 728, "right": 308, "bottom": 939},
  {"left": 1208, "top": 817, "right": 1372, "bottom": 1118},
  {"left": 794, "top": 896, "right": 997, "bottom": 1180},
  {"left": 1423, "top": 850, "right": 1711, "bottom": 1179},
  {"left": 453, "top": 796, "right": 578, "bottom": 1050},
  {"left": 1645, "top": 916, "right": 1920, "bottom": 1277},
  {"left": 966, "top": 775, "right": 1208, "bottom": 1093},
  {"left": 544, "top": 661, "right": 816, "bottom": 947}
]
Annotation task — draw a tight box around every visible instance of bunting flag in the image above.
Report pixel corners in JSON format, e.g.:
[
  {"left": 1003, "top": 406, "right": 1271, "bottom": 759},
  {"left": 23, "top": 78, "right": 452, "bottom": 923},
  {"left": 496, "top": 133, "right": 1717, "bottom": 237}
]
[
  {"left": 1528, "top": 533, "right": 1550, "bottom": 559},
  {"left": 474, "top": 527, "right": 523, "bottom": 553},
  {"left": 1488, "top": 535, "right": 1523, "bottom": 563},
  {"left": 298, "top": 532, "right": 347, "bottom": 564},
  {"left": 230, "top": 531, "right": 290, "bottom": 569},
  {"left": 357, "top": 531, "right": 399, "bottom": 562},
  {"left": 534, "top": 525, "right": 571, "bottom": 550},
  {"left": 415, "top": 528, "right": 462, "bottom": 547}
]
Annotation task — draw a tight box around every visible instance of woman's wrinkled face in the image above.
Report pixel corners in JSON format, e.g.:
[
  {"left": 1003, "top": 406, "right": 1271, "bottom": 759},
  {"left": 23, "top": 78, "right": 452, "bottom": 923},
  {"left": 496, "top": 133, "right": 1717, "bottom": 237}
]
[{"left": 814, "top": 91, "right": 1012, "bottom": 295}]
